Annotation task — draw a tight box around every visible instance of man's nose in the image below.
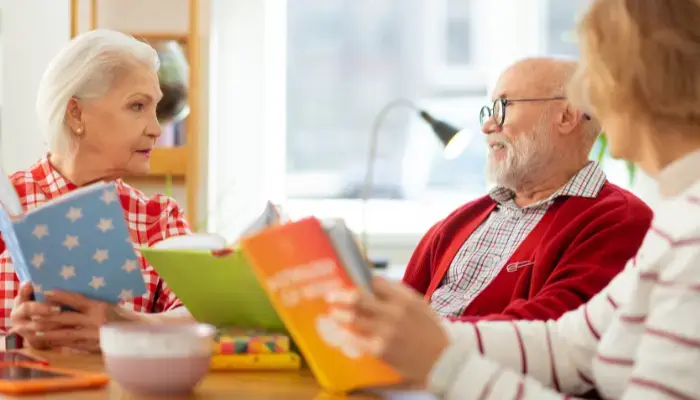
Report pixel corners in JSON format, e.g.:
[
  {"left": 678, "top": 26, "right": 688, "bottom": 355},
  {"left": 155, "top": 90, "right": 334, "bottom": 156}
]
[{"left": 481, "top": 116, "right": 501, "bottom": 135}]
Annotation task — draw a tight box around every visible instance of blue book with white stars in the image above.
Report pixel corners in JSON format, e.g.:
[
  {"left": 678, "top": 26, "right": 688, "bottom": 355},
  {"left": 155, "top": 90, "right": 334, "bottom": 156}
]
[{"left": 0, "top": 182, "right": 147, "bottom": 304}]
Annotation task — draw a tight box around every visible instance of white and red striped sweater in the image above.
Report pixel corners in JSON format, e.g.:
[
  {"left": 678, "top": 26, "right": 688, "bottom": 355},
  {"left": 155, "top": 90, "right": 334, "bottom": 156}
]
[{"left": 427, "top": 151, "right": 700, "bottom": 400}]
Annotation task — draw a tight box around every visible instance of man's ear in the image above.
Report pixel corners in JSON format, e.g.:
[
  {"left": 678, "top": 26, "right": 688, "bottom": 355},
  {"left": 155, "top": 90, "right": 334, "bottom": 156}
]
[
  {"left": 557, "top": 103, "right": 585, "bottom": 136},
  {"left": 64, "top": 98, "right": 84, "bottom": 135}
]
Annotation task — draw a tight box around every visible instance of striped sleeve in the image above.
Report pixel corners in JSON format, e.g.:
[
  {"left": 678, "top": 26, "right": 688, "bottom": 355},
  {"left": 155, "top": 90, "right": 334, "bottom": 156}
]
[
  {"left": 428, "top": 266, "right": 633, "bottom": 399},
  {"left": 620, "top": 236, "right": 700, "bottom": 400}
]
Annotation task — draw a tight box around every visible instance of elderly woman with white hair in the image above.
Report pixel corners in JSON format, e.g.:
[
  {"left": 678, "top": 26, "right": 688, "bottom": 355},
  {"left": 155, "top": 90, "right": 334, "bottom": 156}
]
[{"left": 2, "top": 29, "right": 195, "bottom": 353}]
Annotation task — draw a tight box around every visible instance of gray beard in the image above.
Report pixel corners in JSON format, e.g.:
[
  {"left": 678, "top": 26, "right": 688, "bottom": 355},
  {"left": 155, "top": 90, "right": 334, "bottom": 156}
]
[{"left": 486, "top": 130, "right": 557, "bottom": 192}]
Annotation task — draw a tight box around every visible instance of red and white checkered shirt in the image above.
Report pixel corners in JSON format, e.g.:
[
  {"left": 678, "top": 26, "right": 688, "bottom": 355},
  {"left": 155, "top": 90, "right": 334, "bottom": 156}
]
[
  {"left": 0, "top": 155, "right": 190, "bottom": 333},
  {"left": 430, "top": 161, "right": 607, "bottom": 317}
]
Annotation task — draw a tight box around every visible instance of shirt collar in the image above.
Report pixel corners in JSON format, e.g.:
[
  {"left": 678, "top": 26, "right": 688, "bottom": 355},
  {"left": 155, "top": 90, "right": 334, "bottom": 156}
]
[
  {"left": 657, "top": 149, "right": 700, "bottom": 198},
  {"left": 489, "top": 161, "right": 607, "bottom": 206},
  {"left": 31, "top": 154, "right": 124, "bottom": 200}
]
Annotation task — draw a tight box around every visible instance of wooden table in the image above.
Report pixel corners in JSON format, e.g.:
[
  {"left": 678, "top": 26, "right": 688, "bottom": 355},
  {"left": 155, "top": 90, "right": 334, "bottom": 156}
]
[{"left": 6, "top": 350, "right": 384, "bottom": 400}]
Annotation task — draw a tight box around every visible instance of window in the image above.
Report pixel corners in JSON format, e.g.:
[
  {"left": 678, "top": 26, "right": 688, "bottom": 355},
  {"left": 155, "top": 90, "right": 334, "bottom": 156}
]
[
  {"left": 544, "top": 0, "right": 591, "bottom": 57},
  {"left": 284, "top": 0, "right": 489, "bottom": 236},
  {"left": 207, "top": 0, "right": 633, "bottom": 258},
  {"left": 282, "top": 0, "right": 628, "bottom": 241}
]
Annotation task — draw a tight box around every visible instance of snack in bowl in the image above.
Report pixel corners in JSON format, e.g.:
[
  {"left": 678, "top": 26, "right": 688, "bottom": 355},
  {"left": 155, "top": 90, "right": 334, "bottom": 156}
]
[{"left": 100, "top": 322, "right": 215, "bottom": 396}]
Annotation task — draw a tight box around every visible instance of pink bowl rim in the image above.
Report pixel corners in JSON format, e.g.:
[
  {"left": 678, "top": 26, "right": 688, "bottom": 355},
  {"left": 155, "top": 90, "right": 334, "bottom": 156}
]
[{"left": 100, "top": 322, "right": 216, "bottom": 337}]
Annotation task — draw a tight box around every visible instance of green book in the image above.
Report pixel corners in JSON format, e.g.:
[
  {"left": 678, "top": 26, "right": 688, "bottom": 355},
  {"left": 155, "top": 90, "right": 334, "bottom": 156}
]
[{"left": 140, "top": 202, "right": 286, "bottom": 332}]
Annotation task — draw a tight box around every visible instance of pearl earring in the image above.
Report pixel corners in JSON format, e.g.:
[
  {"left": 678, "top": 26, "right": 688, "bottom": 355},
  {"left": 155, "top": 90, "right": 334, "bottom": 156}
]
[{"left": 76, "top": 127, "right": 83, "bottom": 134}]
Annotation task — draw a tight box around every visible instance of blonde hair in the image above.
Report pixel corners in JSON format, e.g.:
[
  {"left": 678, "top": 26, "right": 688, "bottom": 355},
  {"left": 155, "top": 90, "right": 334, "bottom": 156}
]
[
  {"left": 569, "top": 0, "right": 700, "bottom": 128},
  {"left": 36, "top": 29, "right": 160, "bottom": 155}
]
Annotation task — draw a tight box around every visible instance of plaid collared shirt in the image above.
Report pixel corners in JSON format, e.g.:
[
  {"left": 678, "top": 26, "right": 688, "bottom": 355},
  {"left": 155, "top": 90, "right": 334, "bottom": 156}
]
[
  {"left": 0, "top": 155, "right": 190, "bottom": 332},
  {"left": 430, "top": 161, "right": 607, "bottom": 317}
]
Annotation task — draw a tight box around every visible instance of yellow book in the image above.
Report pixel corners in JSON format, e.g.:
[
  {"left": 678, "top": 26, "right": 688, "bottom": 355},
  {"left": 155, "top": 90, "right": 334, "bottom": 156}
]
[
  {"left": 210, "top": 353, "right": 302, "bottom": 371},
  {"left": 240, "top": 217, "right": 402, "bottom": 393}
]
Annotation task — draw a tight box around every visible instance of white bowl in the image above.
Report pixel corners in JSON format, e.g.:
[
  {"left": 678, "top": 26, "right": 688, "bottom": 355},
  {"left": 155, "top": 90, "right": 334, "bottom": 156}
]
[{"left": 100, "top": 323, "right": 215, "bottom": 396}]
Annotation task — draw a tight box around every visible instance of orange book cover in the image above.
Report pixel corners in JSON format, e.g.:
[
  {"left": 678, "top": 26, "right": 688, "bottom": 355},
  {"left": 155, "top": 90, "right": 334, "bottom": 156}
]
[{"left": 240, "top": 217, "right": 402, "bottom": 393}]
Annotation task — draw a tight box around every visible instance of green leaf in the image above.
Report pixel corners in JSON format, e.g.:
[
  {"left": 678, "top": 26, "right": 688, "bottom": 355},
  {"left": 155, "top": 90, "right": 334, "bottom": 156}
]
[
  {"left": 626, "top": 161, "right": 637, "bottom": 186},
  {"left": 595, "top": 132, "right": 638, "bottom": 186},
  {"left": 596, "top": 133, "right": 608, "bottom": 164},
  {"left": 164, "top": 174, "right": 173, "bottom": 198}
]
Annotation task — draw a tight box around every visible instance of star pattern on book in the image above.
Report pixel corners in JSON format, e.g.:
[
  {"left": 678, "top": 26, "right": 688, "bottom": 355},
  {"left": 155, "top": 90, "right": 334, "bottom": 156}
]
[
  {"left": 63, "top": 234, "right": 79, "bottom": 250},
  {"left": 32, "top": 224, "right": 49, "bottom": 239},
  {"left": 89, "top": 276, "right": 105, "bottom": 290},
  {"left": 93, "top": 249, "right": 109, "bottom": 264},
  {"left": 97, "top": 218, "right": 114, "bottom": 233},
  {"left": 66, "top": 207, "right": 83, "bottom": 222},
  {"left": 31, "top": 253, "right": 45, "bottom": 269},
  {"left": 101, "top": 190, "right": 117, "bottom": 205},
  {"left": 121, "top": 259, "right": 138, "bottom": 273},
  {"left": 7, "top": 182, "right": 147, "bottom": 305},
  {"left": 118, "top": 289, "right": 133, "bottom": 302},
  {"left": 60, "top": 265, "right": 76, "bottom": 280}
]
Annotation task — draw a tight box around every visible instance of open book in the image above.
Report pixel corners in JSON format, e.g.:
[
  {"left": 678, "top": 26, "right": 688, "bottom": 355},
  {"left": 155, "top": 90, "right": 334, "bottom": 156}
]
[
  {"left": 139, "top": 202, "right": 288, "bottom": 330},
  {"left": 0, "top": 175, "right": 146, "bottom": 304},
  {"left": 240, "top": 217, "right": 401, "bottom": 393}
]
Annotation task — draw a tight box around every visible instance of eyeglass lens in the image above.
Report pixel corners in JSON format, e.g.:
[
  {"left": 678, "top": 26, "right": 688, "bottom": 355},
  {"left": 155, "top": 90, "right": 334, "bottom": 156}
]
[
  {"left": 479, "top": 106, "right": 491, "bottom": 126},
  {"left": 479, "top": 99, "right": 506, "bottom": 126}
]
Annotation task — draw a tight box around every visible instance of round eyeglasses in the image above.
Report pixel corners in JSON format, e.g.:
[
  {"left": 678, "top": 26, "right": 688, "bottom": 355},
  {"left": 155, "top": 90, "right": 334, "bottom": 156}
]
[{"left": 479, "top": 96, "right": 590, "bottom": 126}]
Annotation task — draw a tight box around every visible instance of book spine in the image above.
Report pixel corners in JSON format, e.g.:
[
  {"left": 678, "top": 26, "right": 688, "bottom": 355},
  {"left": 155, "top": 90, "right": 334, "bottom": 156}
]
[{"left": 210, "top": 353, "right": 301, "bottom": 371}]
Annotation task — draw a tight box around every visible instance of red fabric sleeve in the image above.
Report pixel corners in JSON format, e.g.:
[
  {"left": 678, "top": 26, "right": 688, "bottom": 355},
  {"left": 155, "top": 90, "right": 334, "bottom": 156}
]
[
  {"left": 451, "top": 197, "right": 652, "bottom": 323},
  {"left": 401, "top": 222, "right": 442, "bottom": 295},
  {"left": 148, "top": 196, "right": 191, "bottom": 312}
]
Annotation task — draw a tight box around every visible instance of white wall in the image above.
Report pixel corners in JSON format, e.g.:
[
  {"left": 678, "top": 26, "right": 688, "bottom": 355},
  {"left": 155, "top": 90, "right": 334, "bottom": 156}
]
[
  {"left": 206, "top": 0, "right": 286, "bottom": 240},
  {"left": 1, "top": 0, "right": 71, "bottom": 173}
]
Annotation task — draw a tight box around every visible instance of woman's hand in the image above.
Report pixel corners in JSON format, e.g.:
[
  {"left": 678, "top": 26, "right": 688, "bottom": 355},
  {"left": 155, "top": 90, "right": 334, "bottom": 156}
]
[
  {"left": 11, "top": 284, "right": 130, "bottom": 353},
  {"left": 328, "top": 276, "right": 450, "bottom": 384},
  {"left": 34, "top": 290, "right": 130, "bottom": 353},
  {"left": 9, "top": 283, "right": 61, "bottom": 350}
]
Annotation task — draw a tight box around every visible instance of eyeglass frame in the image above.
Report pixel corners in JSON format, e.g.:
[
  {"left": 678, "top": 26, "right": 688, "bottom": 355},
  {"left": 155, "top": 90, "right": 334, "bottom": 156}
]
[{"left": 479, "top": 96, "right": 591, "bottom": 127}]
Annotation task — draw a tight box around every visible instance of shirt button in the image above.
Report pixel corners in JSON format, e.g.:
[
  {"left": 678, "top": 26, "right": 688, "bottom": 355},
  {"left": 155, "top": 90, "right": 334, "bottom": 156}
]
[{"left": 463, "top": 294, "right": 470, "bottom": 300}]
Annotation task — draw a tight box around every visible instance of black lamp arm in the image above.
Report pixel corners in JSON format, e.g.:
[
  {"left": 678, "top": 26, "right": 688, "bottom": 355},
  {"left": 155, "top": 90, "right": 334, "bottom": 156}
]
[{"left": 360, "top": 99, "right": 419, "bottom": 253}]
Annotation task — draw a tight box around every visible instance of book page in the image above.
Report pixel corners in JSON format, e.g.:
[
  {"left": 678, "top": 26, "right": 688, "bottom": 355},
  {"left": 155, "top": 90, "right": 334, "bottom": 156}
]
[
  {"left": 152, "top": 233, "right": 227, "bottom": 250},
  {"left": 239, "top": 201, "right": 283, "bottom": 238},
  {"left": 322, "top": 219, "right": 373, "bottom": 293}
]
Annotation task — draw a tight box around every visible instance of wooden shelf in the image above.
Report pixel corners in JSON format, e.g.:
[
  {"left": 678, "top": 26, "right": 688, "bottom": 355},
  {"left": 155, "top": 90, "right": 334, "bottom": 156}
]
[
  {"left": 130, "top": 32, "right": 189, "bottom": 45},
  {"left": 147, "top": 147, "right": 188, "bottom": 177}
]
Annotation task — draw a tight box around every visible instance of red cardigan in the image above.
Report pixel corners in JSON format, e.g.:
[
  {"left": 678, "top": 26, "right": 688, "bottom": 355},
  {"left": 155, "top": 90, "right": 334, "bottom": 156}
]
[{"left": 402, "top": 182, "right": 653, "bottom": 322}]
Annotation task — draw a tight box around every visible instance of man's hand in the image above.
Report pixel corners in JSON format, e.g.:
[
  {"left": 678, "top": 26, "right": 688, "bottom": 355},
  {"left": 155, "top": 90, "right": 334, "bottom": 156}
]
[{"left": 327, "top": 276, "right": 450, "bottom": 384}]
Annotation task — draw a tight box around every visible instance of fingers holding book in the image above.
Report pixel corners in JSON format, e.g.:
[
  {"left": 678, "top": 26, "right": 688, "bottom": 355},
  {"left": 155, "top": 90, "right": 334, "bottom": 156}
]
[
  {"left": 10, "top": 285, "right": 129, "bottom": 353},
  {"left": 327, "top": 275, "right": 450, "bottom": 384}
]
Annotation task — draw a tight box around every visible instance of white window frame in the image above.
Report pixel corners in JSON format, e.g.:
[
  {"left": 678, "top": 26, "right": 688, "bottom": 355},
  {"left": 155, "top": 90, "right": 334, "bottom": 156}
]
[{"left": 421, "top": 0, "right": 487, "bottom": 91}]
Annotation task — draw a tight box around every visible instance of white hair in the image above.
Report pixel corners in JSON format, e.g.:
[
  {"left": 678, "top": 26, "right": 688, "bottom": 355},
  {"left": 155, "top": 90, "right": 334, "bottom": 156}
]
[{"left": 35, "top": 29, "right": 160, "bottom": 155}]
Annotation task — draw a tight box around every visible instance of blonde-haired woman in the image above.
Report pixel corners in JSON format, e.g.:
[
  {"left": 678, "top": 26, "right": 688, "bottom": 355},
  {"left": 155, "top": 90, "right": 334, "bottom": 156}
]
[
  {"left": 330, "top": 0, "right": 700, "bottom": 398},
  {"left": 5, "top": 29, "right": 194, "bottom": 353}
]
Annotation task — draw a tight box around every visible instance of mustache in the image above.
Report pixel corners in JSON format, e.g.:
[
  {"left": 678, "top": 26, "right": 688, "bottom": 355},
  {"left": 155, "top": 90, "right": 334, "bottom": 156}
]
[{"left": 486, "top": 135, "right": 512, "bottom": 147}]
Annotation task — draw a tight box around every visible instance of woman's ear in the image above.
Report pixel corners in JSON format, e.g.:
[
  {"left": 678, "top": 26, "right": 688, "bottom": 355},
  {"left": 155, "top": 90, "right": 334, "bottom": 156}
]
[{"left": 64, "top": 98, "right": 84, "bottom": 135}]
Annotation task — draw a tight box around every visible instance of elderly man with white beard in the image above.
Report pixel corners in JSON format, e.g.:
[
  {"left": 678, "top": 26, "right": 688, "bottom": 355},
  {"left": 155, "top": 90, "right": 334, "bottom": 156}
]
[{"left": 402, "top": 57, "right": 653, "bottom": 322}]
